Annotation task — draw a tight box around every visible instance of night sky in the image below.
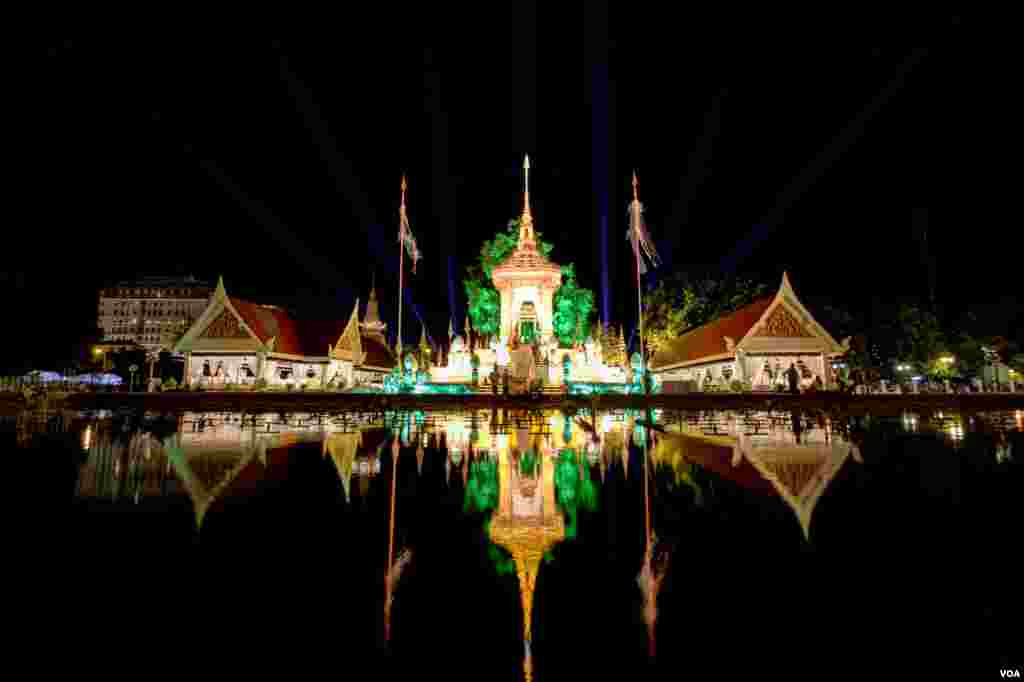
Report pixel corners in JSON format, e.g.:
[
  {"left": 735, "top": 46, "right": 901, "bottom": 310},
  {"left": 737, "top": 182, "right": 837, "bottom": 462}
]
[{"left": 16, "top": 19, "right": 1018, "bottom": 368}]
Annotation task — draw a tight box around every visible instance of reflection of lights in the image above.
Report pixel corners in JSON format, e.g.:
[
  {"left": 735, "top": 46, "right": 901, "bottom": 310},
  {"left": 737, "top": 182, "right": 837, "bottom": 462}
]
[{"left": 82, "top": 426, "right": 92, "bottom": 450}]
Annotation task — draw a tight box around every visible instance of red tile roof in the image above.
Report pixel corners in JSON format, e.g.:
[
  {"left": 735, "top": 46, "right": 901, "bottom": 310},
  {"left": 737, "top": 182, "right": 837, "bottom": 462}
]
[
  {"left": 360, "top": 336, "right": 396, "bottom": 370},
  {"left": 650, "top": 297, "right": 774, "bottom": 370},
  {"left": 228, "top": 297, "right": 347, "bottom": 357}
]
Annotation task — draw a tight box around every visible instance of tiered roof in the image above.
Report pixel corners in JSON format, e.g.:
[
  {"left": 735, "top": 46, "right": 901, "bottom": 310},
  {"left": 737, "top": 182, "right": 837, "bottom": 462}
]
[{"left": 491, "top": 155, "right": 562, "bottom": 283}]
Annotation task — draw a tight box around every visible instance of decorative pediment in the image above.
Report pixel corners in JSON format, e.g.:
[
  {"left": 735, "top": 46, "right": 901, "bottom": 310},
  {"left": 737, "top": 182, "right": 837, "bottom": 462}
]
[
  {"left": 756, "top": 304, "right": 813, "bottom": 338},
  {"left": 199, "top": 309, "right": 250, "bottom": 339},
  {"left": 334, "top": 300, "right": 363, "bottom": 362}
]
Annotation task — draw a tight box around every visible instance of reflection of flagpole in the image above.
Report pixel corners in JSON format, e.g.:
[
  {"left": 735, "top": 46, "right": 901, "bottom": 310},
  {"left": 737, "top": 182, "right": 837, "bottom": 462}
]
[
  {"left": 385, "top": 435, "right": 398, "bottom": 642},
  {"left": 642, "top": 421, "right": 651, "bottom": 548}
]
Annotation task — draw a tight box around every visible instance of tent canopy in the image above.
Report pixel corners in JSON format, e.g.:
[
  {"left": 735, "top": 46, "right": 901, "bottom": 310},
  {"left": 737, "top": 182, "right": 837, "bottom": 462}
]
[
  {"left": 20, "top": 370, "right": 65, "bottom": 383},
  {"left": 69, "top": 373, "right": 123, "bottom": 385}
]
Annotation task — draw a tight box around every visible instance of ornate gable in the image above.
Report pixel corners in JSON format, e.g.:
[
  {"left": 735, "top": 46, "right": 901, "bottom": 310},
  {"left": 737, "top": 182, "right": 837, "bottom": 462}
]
[
  {"left": 756, "top": 304, "right": 813, "bottom": 338},
  {"left": 736, "top": 272, "right": 847, "bottom": 356},
  {"left": 199, "top": 309, "right": 250, "bottom": 339},
  {"left": 333, "top": 300, "right": 363, "bottom": 362}
]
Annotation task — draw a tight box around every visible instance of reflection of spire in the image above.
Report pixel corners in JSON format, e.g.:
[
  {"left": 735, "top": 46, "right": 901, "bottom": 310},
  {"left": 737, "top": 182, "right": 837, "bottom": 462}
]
[{"left": 323, "top": 432, "right": 361, "bottom": 504}]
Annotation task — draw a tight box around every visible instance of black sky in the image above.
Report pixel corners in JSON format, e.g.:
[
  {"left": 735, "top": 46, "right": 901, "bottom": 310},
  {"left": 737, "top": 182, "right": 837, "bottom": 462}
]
[{"left": 18, "top": 18, "right": 1019, "bottom": 364}]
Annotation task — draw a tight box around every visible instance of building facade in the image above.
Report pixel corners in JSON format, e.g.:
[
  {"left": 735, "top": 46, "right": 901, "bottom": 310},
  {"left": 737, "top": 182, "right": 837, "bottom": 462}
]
[
  {"left": 172, "top": 277, "right": 395, "bottom": 389},
  {"left": 650, "top": 273, "right": 850, "bottom": 390},
  {"left": 97, "top": 276, "right": 213, "bottom": 351}
]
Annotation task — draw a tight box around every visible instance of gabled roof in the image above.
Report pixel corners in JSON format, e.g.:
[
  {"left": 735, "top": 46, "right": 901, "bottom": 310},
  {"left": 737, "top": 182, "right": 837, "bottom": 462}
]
[
  {"left": 229, "top": 297, "right": 346, "bottom": 357},
  {"left": 650, "top": 297, "right": 774, "bottom": 370},
  {"left": 650, "top": 272, "right": 848, "bottom": 371}
]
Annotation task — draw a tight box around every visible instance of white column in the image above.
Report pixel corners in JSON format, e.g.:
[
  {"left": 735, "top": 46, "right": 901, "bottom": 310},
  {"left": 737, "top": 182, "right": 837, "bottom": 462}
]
[{"left": 820, "top": 353, "right": 829, "bottom": 389}]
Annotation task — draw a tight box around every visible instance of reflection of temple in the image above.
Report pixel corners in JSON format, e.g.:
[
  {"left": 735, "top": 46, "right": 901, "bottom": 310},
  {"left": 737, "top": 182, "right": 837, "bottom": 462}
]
[
  {"left": 486, "top": 426, "right": 564, "bottom": 681},
  {"left": 653, "top": 418, "right": 860, "bottom": 539},
  {"left": 323, "top": 428, "right": 385, "bottom": 501}
]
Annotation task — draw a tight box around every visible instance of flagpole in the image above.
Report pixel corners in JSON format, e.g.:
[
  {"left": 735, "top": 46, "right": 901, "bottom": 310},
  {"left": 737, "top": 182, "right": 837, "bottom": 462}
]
[
  {"left": 632, "top": 171, "right": 652, "bottom": 549},
  {"left": 397, "top": 176, "right": 407, "bottom": 359},
  {"left": 632, "top": 172, "right": 648, "bottom": 397}
]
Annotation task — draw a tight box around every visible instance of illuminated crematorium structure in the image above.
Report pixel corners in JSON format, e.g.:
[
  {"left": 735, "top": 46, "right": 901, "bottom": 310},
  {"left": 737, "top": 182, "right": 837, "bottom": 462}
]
[
  {"left": 169, "top": 155, "right": 848, "bottom": 394},
  {"left": 429, "top": 164, "right": 631, "bottom": 393}
]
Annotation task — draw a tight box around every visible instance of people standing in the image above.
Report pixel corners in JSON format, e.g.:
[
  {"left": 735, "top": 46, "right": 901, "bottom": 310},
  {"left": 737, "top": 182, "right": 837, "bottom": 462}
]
[{"left": 786, "top": 363, "right": 800, "bottom": 394}]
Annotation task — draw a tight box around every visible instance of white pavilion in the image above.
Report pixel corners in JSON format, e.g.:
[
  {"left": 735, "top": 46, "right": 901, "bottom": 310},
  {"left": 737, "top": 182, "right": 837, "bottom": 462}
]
[{"left": 432, "top": 156, "right": 626, "bottom": 388}]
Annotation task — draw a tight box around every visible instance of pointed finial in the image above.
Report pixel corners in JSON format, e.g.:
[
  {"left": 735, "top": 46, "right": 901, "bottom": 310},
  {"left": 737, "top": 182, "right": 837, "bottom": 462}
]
[
  {"left": 400, "top": 174, "right": 407, "bottom": 206},
  {"left": 519, "top": 154, "right": 535, "bottom": 246},
  {"left": 523, "top": 154, "right": 532, "bottom": 214},
  {"left": 215, "top": 275, "right": 226, "bottom": 299},
  {"left": 632, "top": 170, "right": 639, "bottom": 202},
  {"left": 781, "top": 271, "right": 792, "bottom": 291}
]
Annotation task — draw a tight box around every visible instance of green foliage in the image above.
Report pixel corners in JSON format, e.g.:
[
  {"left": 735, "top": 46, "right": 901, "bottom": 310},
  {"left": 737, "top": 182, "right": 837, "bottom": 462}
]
[
  {"left": 465, "top": 280, "right": 500, "bottom": 337},
  {"left": 552, "top": 264, "right": 596, "bottom": 346},
  {"left": 643, "top": 274, "right": 771, "bottom": 357},
  {"left": 487, "top": 543, "right": 516, "bottom": 576},
  {"left": 463, "top": 218, "right": 594, "bottom": 346},
  {"left": 519, "top": 450, "right": 538, "bottom": 477},
  {"left": 464, "top": 457, "right": 499, "bottom": 514},
  {"left": 553, "top": 449, "right": 599, "bottom": 539}
]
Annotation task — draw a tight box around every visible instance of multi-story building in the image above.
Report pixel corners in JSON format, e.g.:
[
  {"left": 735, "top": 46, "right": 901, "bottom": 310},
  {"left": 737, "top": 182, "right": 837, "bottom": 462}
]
[{"left": 97, "top": 276, "right": 213, "bottom": 352}]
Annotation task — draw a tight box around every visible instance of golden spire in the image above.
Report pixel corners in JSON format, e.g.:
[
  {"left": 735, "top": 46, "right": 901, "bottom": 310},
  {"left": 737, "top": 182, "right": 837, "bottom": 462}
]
[
  {"left": 519, "top": 155, "right": 535, "bottom": 247},
  {"left": 400, "top": 174, "right": 407, "bottom": 208},
  {"left": 632, "top": 169, "right": 639, "bottom": 202}
]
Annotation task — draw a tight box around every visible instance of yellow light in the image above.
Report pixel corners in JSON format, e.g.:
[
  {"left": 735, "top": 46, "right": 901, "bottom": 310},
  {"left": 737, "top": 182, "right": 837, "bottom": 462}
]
[{"left": 93, "top": 347, "right": 102, "bottom": 355}]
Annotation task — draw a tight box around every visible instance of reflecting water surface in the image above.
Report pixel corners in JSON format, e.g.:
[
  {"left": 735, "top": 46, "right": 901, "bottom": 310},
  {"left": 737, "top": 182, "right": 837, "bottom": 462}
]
[{"left": 11, "top": 405, "right": 1022, "bottom": 678}]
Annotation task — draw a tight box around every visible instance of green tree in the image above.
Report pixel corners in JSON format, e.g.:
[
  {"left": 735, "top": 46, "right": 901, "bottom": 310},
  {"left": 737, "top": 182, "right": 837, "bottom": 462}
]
[
  {"left": 642, "top": 274, "right": 771, "bottom": 357},
  {"left": 464, "top": 218, "right": 595, "bottom": 347},
  {"left": 552, "top": 264, "right": 596, "bottom": 346}
]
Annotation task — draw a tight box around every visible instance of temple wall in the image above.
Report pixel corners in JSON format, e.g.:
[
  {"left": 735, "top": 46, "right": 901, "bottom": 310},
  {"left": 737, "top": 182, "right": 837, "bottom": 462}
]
[
  {"left": 188, "top": 353, "right": 260, "bottom": 386},
  {"left": 656, "top": 353, "right": 829, "bottom": 391},
  {"left": 264, "top": 358, "right": 328, "bottom": 386}
]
